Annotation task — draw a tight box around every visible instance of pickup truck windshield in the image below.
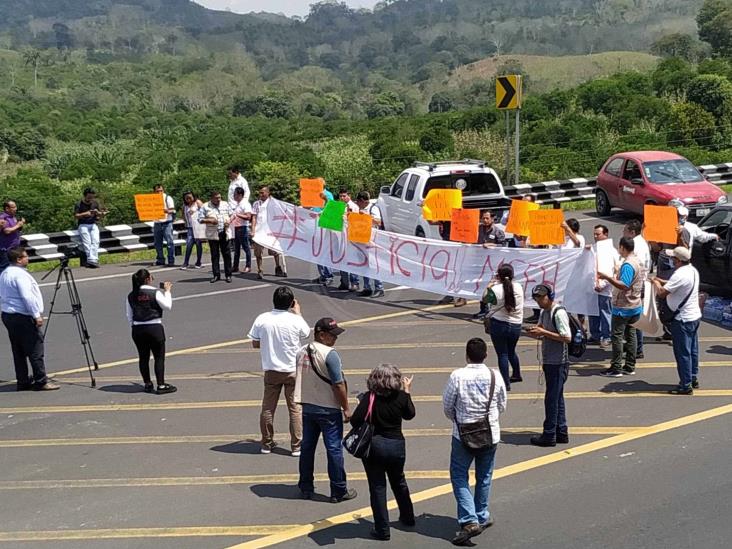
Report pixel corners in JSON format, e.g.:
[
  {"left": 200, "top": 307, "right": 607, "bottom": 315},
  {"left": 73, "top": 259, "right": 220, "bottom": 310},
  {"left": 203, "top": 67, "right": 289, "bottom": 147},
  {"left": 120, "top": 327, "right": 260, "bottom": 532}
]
[
  {"left": 422, "top": 173, "right": 501, "bottom": 198},
  {"left": 643, "top": 160, "right": 704, "bottom": 184}
]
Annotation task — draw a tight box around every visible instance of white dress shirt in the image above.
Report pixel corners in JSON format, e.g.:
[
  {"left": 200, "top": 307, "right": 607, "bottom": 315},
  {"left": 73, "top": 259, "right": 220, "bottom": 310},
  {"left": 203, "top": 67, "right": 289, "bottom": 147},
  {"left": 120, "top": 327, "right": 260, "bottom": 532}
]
[
  {"left": 228, "top": 175, "right": 251, "bottom": 204},
  {"left": 0, "top": 265, "right": 44, "bottom": 319}
]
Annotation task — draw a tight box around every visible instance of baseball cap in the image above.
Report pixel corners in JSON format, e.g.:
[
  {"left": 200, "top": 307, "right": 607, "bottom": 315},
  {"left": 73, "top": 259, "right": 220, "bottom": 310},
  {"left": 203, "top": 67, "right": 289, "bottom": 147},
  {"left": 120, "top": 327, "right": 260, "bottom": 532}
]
[
  {"left": 664, "top": 246, "right": 691, "bottom": 262},
  {"left": 677, "top": 206, "right": 689, "bottom": 217},
  {"left": 314, "top": 317, "right": 345, "bottom": 336},
  {"left": 531, "top": 284, "right": 553, "bottom": 299}
]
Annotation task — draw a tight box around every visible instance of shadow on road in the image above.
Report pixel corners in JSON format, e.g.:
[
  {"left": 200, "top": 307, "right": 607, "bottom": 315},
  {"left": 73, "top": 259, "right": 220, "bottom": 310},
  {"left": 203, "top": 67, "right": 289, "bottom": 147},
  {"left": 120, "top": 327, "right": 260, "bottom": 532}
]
[
  {"left": 98, "top": 383, "right": 146, "bottom": 393},
  {"left": 707, "top": 344, "right": 732, "bottom": 355},
  {"left": 250, "top": 484, "right": 331, "bottom": 503},
  {"left": 305, "top": 513, "right": 458, "bottom": 545},
  {"left": 600, "top": 380, "right": 678, "bottom": 393}
]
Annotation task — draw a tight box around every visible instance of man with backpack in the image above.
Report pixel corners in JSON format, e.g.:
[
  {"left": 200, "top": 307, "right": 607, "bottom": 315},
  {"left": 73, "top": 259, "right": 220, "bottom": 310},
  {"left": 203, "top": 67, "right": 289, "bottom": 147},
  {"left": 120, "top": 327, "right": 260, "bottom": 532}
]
[
  {"left": 597, "top": 237, "right": 644, "bottom": 378},
  {"left": 526, "top": 284, "right": 572, "bottom": 448}
]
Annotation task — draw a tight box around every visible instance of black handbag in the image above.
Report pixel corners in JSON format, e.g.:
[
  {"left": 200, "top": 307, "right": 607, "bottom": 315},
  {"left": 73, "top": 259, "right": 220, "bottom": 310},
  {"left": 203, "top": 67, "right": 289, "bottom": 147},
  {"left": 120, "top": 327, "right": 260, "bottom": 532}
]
[
  {"left": 343, "top": 392, "right": 375, "bottom": 459},
  {"left": 457, "top": 369, "right": 497, "bottom": 452},
  {"left": 658, "top": 271, "right": 696, "bottom": 324}
]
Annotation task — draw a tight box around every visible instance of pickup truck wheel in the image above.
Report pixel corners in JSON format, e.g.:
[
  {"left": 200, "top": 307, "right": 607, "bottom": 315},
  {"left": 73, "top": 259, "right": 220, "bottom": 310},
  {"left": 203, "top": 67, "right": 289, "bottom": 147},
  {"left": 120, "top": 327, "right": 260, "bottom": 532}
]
[
  {"left": 415, "top": 227, "right": 425, "bottom": 238},
  {"left": 596, "top": 190, "right": 611, "bottom": 216}
]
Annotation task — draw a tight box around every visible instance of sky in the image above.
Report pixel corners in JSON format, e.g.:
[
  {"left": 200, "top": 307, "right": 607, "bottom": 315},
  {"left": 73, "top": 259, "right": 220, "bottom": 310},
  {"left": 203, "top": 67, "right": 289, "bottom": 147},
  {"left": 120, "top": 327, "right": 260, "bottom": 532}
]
[{"left": 196, "top": 0, "right": 380, "bottom": 18}]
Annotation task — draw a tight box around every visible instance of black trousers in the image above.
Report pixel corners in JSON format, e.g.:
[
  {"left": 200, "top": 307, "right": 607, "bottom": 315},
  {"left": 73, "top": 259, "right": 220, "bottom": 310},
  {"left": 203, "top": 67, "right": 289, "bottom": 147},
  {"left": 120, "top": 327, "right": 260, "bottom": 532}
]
[
  {"left": 362, "top": 435, "right": 414, "bottom": 536},
  {"left": 233, "top": 225, "right": 252, "bottom": 270},
  {"left": 208, "top": 232, "right": 232, "bottom": 277},
  {"left": 131, "top": 324, "right": 166, "bottom": 386},
  {"left": 2, "top": 312, "right": 48, "bottom": 388}
]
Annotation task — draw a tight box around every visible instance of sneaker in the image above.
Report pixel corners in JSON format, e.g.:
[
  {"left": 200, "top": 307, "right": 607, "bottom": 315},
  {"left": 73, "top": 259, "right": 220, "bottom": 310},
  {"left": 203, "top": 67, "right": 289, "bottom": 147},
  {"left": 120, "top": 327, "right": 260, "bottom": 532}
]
[
  {"left": 225, "top": 276, "right": 232, "bottom": 283},
  {"left": 372, "top": 289, "right": 385, "bottom": 298},
  {"left": 600, "top": 339, "right": 611, "bottom": 350},
  {"left": 349, "top": 284, "right": 360, "bottom": 292},
  {"left": 156, "top": 384, "right": 177, "bottom": 395},
  {"left": 669, "top": 386, "right": 693, "bottom": 395},
  {"left": 622, "top": 368, "right": 636, "bottom": 376},
  {"left": 358, "top": 288, "right": 373, "bottom": 297},
  {"left": 193, "top": 264, "right": 203, "bottom": 269},
  {"left": 692, "top": 377, "right": 700, "bottom": 389},
  {"left": 636, "top": 352, "right": 645, "bottom": 359},
  {"left": 330, "top": 488, "right": 357, "bottom": 503},
  {"left": 600, "top": 368, "right": 623, "bottom": 378},
  {"left": 260, "top": 446, "right": 272, "bottom": 454},
  {"left": 454, "top": 298, "right": 468, "bottom": 307},
  {"left": 179, "top": 265, "right": 189, "bottom": 270},
  {"left": 34, "top": 381, "right": 60, "bottom": 391},
  {"left": 452, "top": 522, "right": 482, "bottom": 546},
  {"left": 530, "top": 435, "right": 556, "bottom": 447},
  {"left": 291, "top": 450, "right": 301, "bottom": 457}
]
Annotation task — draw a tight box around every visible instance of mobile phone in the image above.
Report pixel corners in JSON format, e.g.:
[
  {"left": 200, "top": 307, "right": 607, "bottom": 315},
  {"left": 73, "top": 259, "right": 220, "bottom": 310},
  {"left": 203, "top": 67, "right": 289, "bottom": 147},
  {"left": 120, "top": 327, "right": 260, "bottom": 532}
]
[{"left": 159, "top": 282, "right": 166, "bottom": 289}]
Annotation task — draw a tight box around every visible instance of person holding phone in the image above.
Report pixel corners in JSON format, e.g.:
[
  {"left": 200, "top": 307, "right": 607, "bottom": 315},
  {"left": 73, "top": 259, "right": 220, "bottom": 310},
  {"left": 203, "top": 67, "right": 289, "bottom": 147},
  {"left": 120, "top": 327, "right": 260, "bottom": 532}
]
[
  {"left": 125, "top": 269, "right": 176, "bottom": 394},
  {"left": 74, "top": 188, "right": 108, "bottom": 269}
]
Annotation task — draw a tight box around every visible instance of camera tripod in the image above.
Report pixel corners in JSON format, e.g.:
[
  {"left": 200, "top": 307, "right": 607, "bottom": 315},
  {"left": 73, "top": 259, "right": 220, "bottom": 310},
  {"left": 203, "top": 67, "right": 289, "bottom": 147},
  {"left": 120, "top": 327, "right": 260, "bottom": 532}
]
[{"left": 42, "top": 258, "right": 99, "bottom": 387}]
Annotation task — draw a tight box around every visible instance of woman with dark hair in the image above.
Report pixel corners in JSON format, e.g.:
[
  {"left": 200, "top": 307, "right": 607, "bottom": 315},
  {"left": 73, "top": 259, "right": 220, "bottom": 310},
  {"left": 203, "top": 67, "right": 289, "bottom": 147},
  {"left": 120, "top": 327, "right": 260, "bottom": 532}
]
[
  {"left": 483, "top": 264, "right": 524, "bottom": 390},
  {"left": 125, "top": 269, "right": 176, "bottom": 394},
  {"left": 350, "top": 364, "right": 416, "bottom": 541},
  {"left": 180, "top": 191, "right": 205, "bottom": 270}
]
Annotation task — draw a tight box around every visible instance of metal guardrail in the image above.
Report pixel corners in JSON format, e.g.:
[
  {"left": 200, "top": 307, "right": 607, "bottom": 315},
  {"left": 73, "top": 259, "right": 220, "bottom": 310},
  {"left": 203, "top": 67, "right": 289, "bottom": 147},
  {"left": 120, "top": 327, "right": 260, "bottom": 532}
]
[{"left": 18, "top": 163, "right": 732, "bottom": 263}]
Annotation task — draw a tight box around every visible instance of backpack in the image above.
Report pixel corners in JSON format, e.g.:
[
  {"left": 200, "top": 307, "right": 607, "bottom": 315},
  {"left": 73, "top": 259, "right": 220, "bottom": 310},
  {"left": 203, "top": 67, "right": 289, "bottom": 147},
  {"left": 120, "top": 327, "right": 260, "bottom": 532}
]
[{"left": 551, "top": 306, "right": 587, "bottom": 359}]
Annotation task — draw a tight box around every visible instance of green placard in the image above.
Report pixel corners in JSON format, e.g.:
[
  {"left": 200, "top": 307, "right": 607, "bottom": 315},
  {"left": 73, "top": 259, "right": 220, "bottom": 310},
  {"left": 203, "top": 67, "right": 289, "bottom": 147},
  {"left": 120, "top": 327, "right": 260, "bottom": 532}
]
[{"left": 317, "top": 200, "right": 347, "bottom": 231}]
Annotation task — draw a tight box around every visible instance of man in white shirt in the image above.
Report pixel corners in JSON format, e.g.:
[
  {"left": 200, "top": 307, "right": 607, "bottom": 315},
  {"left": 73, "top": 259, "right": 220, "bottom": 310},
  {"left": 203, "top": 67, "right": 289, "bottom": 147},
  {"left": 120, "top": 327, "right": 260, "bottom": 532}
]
[
  {"left": 199, "top": 191, "right": 234, "bottom": 283},
  {"left": 227, "top": 165, "right": 250, "bottom": 204},
  {"left": 230, "top": 186, "right": 253, "bottom": 274},
  {"left": 0, "top": 248, "right": 59, "bottom": 391},
  {"left": 153, "top": 184, "right": 176, "bottom": 267},
  {"left": 251, "top": 186, "right": 287, "bottom": 280},
  {"left": 624, "top": 219, "right": 651, "bottom": 357},
  {"left": 561, "top": 218, "right": 586, "bottom": 249},
  {"left": 677, "top": 206, "right": 719, "bottom": 251},
  {"left": 443, "top": 338, "right": 506, "bottom": 545},
  {"left": 337, "top": 189, "right": 360, "bottom": 291},
  {"left": 651, "top": 247, "right": 701, "bottom": 395},
  {"left": 248, "top": 287, "right": 311, "bottom": 455},
  {"left": 589, "top": 224, "right": 618, "bottom": 349},
  {"left": 354, "top": 191, "right": 384, "bottom": 297}
]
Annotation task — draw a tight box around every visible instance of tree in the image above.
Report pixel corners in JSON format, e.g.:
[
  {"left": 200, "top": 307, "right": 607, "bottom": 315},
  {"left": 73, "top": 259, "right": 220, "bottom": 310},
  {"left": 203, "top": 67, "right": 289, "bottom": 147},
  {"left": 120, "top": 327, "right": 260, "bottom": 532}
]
[
  {"left": 666, "top": 102, "right": 718, "bottom": 147},
  {"left": 697, "top": 0, "right": 732, "bottom": 56},
  {"left": 686, "top": 74, "right": 732, "bottom": 121},
  {"left": 650, "top": 33, "right": 700, "bottom": 62},
  {"left": 428, "top": 92, "right": 454, "bottom": 113},
  {"left": 22, "top": 48, "right": 41, "bottom": 89},
  {"left": 419, "top": 124, "right": 454, "bottom": 154}
]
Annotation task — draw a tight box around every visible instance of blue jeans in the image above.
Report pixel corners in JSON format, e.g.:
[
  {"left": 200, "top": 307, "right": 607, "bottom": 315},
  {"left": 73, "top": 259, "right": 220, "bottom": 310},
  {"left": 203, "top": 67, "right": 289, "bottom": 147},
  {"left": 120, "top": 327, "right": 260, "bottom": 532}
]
[
  {"left": 589, "top": 294, "right": 612, "bottom": 341},
  {"left": 542, "top": 362, "right": 569, "bottom": 439},
  {"left": 183, "top": 227, "right": 202, "bottom": 267},
  {"left": 317, "top": 265, "right": 333, "bottom": 280},
  {"left": 233, "top": 225, "right": 252, "bottom": 270},
  {"left": 154, "top": 222, "right": 175, "bottom": 265},
  {"left": 489, "top": 319, "right": 521, "bottom": 388},
  {"left": 298, "top": 407, "right": 347, "bottom": 498},
  {"left": 669, "top": 319, "right": 700, "bottom": 389},
  {"left": 78, "top": 223, "right": 100, "bottom": 264},
  {"left": 340, "top": 270, "right": 359, "bottom": 287},
  {"left": 449, "top": 436, "right": 497, "bottom": 526},
  {"left": 362, "top": 276, "right": 383, "bottom": 291}
]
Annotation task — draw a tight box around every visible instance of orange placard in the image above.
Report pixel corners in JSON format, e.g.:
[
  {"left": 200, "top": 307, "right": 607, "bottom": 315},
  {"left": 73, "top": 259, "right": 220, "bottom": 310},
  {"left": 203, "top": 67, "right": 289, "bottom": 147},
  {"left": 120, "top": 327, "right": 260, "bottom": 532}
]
[
  {"left": 134, "top": 193, "right": 165, "bottom": 222},
  {"left": 643, "top": 204, "right": 679, "bottom": 245},
  {"left": 528, "top": 209, "right": 565, "bottom": 246},
  {"left": 450, "top": 208, "right": 480, "bottom": 243},
  {"left": 300, "top": 178, "right": 325, "bottom": 208},
  {"left": 504, "top": 200, "right": 539, "bottom": 236},
  {"left": 422, "top": 189, "right": 462, "bottom": 221},
  {"left": 347, "top": 212, "right": 373, "bottom": 244}
]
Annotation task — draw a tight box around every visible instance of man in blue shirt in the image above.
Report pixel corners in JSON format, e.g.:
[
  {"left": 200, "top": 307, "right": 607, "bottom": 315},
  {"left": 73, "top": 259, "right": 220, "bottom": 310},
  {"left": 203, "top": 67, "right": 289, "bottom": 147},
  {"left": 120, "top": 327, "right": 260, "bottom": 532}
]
[
  {"left": 0, "top": 248, "right": 59, "bottom": 391},
  {"left": 597, "top": 237, "right": 644, "bottom": 377}
]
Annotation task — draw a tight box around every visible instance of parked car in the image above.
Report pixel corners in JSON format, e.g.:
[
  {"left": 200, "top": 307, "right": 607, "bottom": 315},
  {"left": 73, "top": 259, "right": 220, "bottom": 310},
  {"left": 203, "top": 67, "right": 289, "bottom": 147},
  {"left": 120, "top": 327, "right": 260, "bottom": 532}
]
[
  {"left": 377, "top": 160, "right": 511, "bottom": 239},
  {"left": 692, "top": 205, "right": 732, "bottom": 295},
  {"left": 595, "top": 151, "right": 727, "bottom": 219}
]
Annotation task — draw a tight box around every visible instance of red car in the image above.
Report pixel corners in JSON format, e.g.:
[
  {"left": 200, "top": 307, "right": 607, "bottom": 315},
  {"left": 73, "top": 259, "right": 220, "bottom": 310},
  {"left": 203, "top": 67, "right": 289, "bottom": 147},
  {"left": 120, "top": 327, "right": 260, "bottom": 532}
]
[{"left": 595, "top": 151, "right": 727, "bottom": 219}]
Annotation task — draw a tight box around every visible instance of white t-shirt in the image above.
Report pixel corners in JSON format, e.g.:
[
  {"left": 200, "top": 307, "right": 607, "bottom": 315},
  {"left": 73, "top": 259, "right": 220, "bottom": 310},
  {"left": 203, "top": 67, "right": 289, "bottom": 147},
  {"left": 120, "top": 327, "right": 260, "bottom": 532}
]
[
  {"left": 230, "top": 199, "right": 252, "bottom": 228},
  {"left": 156, "top": 194, "right": 175, "bottom": 223},
  {"left": 345, "top": 200, "right": 359, "bottom": 213},
  {"left": 562, "top": 234, "right": 586, "bottom": 249},
  {"left": 633, "top": 235, "right": 651, "bottom": 276},
  {"left": 248, "top": 310, "right": 311, "bottom": 373},
  {"left": 488, "top": 281, "right": 525, "bottom": 324},
  {"left": 664, "top": 264, "right": 701, "bottom": 322}
]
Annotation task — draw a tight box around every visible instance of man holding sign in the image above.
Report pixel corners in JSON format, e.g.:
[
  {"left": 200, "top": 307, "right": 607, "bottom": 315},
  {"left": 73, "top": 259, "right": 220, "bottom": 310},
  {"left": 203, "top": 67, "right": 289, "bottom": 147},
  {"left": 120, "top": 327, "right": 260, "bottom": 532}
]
[{"left": 153, "top": 184, "right": 176, "bottom": 267}]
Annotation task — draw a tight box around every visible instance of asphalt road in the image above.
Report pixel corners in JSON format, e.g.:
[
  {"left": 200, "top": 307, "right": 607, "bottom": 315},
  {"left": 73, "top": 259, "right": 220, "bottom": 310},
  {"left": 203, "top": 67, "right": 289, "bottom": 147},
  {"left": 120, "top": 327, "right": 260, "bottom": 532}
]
[{"left": 1, "top": 210, "right": 731, "bottom": 548}]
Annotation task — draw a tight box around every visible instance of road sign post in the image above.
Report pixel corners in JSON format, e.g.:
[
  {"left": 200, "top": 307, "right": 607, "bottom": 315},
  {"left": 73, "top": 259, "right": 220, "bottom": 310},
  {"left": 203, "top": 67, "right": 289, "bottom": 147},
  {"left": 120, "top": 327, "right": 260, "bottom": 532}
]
[{"left": 496, "top": 75, "right": 523, "bottom": 187}]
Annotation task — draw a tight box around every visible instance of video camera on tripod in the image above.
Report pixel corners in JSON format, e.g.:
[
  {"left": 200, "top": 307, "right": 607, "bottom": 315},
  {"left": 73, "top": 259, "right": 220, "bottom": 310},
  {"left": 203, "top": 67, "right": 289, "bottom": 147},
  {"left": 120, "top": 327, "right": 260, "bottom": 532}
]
[{"left": 42, "top": 244, "right": 99, "bottom": 387}]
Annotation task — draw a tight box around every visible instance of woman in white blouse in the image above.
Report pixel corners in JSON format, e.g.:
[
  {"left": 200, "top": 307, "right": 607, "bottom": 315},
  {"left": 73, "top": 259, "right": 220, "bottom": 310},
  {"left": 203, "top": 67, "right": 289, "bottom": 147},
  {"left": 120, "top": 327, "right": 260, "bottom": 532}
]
[
  {"left": 181, "top": 191, "right": 206, "bottom": 270},
  {"left": 482, "top": 264, "right": 525, "bottom": 391}
]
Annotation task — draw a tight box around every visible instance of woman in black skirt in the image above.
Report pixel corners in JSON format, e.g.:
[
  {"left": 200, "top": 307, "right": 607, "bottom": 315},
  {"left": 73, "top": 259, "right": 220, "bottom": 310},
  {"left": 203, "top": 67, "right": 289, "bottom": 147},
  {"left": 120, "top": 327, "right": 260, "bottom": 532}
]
[
  {"left": 125, "top": 269, "right": 175, "bottom": 394},
  {"left": 351, "top": 364, "right": 416, "bottom": 540}
]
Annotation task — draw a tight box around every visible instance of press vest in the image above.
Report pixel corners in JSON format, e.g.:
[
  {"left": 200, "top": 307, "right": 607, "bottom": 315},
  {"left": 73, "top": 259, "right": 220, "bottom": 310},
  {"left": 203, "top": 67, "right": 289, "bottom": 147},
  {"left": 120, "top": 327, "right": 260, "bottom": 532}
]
[
  {"left": 539, "top": 304, "right": 568, "bottom": 365},
  {"left": 295, "top": 341, "right": 342, "bottom": 410},
  {"left": 612, "top": 254, "right": 644, "bottom": 310},
  {"left": 127, "top": 289, "right": 163, "bottom": 323}
]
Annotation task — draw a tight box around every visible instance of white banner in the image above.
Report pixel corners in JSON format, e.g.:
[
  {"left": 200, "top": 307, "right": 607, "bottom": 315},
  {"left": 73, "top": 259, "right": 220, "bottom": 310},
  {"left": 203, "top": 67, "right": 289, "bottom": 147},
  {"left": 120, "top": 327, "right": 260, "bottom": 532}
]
[{"left": 254, "top": 199, "right": 598, "bottom": 315}]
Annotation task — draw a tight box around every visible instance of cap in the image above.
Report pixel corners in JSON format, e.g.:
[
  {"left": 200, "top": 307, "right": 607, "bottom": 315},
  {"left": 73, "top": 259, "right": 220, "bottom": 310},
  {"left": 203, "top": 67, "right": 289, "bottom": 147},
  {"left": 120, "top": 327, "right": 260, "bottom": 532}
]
[
  {"left": 314, "top": 317, "right": 345, "bottom": 336},
  {"left": 677, "top": 206, "right": 689, "bottom": 217},
  {"left": 531, "top": 284, "right": 553, "bottom": 298},
  {"left": 664, "top": 246, "right": 691, "bottom": 262}
]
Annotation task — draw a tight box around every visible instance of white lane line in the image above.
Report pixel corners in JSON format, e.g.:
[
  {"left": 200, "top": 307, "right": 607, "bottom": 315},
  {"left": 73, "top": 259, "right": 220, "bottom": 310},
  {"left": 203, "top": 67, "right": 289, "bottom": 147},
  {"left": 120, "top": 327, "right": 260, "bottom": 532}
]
[
  {"left": 37, "top": 264, "right": 210, "bottom": 288},
  {"left": 385, "top": 285, "right": 410, "bottom": 292},
  {"left": 172, "top": 284, "right": 271, "bottom": 302}
]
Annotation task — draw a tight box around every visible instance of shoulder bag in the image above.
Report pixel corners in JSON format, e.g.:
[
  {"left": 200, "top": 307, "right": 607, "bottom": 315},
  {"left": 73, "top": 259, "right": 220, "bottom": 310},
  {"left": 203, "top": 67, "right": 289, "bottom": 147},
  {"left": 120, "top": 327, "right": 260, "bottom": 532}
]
[
  {"left": 457, "top": 369, "right": 497, "bottom": 452},
  {"left": 658, "top": 271, "right": 696, "bottom": 324},
  {"left": 343, "top": 392, "right": 375, "bottom": 459}
]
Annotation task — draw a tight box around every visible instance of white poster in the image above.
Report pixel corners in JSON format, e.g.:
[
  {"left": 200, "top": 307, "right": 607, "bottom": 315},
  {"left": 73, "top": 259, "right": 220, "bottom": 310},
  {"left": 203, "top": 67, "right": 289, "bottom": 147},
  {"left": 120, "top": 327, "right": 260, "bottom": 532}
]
[{"left": 254, "top": 199, "right": 597, "bottom": 314}]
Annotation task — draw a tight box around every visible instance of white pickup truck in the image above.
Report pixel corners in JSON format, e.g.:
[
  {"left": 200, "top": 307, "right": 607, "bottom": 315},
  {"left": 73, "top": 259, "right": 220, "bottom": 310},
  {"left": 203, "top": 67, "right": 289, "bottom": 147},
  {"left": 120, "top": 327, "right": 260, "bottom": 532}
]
[{"left": 377, "top": 159, "right": 511, "bottom": 239}]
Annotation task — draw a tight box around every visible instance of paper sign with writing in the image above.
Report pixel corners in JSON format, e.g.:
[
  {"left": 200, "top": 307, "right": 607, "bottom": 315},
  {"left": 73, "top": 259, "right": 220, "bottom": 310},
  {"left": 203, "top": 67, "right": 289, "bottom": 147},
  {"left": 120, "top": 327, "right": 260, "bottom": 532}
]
[
  {"left": 318, "top": 199, "right": 347, "bottom": 231},
  {"left": 347, "top": 212, "right": 373, "bottom": 244},
  {"left": 504, "top": 200, "right": 540, "bottom": 236},
  {"left": 643, "top": 204, "right": 678, "bottom": 244},
  {"left": 422, "top": 189, "right": 462, "bottom": 221},
  {"left": 449, "top": 208, "right": 480, "bottom": 243},
  {"left": 528, "top": 209, "right": 565, "bottom": 246},
  {"left": 134, "top": 193, "right": 165, "bottom": 222},
  {"left": 300, "top": 178, "right": 325, "bottom": 209}
]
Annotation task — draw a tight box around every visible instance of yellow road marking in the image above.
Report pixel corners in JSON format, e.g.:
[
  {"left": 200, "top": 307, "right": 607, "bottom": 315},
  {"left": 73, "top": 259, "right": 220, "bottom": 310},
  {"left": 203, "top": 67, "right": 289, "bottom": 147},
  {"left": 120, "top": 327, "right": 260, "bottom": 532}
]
[
  {"left": 232, "top": 402, "right": 732, "bottom": 549},
  {"left": 57, "top": 360, "right": 732, "bottom": 383},
  {"left": 0, "top": 526, "right": 299, "bottom": 542},
  {"left": 0, "top": 426, "right": 632, "bottom": 449},
  {"left": 2, "top": 390, "right": 731, "bottom": 415}
]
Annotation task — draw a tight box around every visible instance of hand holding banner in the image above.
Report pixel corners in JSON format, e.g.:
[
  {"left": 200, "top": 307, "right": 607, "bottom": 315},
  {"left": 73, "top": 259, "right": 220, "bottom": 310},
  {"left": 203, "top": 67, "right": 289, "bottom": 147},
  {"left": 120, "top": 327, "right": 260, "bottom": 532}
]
[
  {"left": 422, "top": 189, "right": 462, "bottom": 221},
  {"left": 318, "top": 200, "right": 347, "bottom": 231},
  {"left": 505, "top": 200, "right": 539, "bottom": 236},
  {"left": 643, "top": 205, "right": 679, "bottom": 244},
  {"left": 450, "top": 209, "right": 480, "bottom": 243},
  {"left": 135, "top": 193, "right": 165, "bottom": 222},
  {"left": 347, "top": 212, "right": 373, "bottom": 244},
  {"left": 528, "top": 209, "right": 565, "bottom": 246},
  {"left": 300, "top": 178, "right": 325, "bottom": 209}
]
